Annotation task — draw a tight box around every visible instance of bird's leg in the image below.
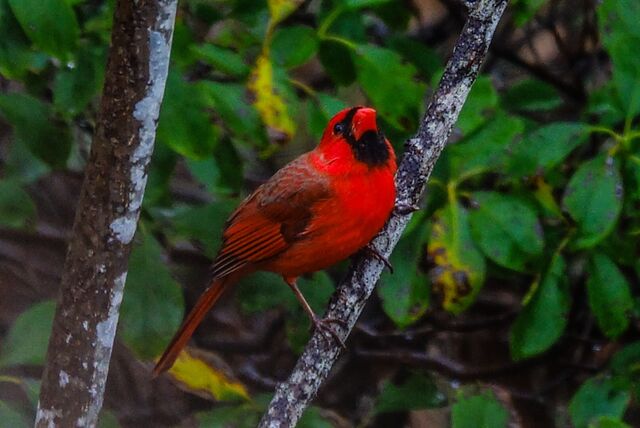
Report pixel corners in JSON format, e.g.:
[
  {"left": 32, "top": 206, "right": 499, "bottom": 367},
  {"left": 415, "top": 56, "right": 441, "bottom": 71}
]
[
  {"left": 394, "top": 202, "right": 420, "bottom": 216},
  {"left": 363, "top": 245, "right": 393, "bottom": 273},
  {"left": 284, "top": 277, "right": 347, "bottom": 349}
]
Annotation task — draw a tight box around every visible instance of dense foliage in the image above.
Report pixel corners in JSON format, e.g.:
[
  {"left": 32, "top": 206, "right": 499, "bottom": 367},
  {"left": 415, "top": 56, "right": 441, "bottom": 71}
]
[{"left": 0, "top": 0, "right": 639, "bottom": 426}]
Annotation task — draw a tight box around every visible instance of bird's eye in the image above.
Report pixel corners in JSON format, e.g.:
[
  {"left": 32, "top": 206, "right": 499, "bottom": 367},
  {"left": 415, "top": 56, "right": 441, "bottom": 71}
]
[{"left": 333, "top": 122, "right": 346, "bottom": 134}]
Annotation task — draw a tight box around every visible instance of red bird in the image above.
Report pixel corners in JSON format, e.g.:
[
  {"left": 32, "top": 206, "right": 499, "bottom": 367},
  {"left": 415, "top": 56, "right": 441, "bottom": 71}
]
[{"left": 154, "top": 107, "right": 397, "bottom": 375}]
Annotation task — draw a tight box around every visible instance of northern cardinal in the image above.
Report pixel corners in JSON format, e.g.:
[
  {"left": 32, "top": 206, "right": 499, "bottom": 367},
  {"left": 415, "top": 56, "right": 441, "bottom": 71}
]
[{"left": 153, "top": 106, "right": 397, "bottom": 375}]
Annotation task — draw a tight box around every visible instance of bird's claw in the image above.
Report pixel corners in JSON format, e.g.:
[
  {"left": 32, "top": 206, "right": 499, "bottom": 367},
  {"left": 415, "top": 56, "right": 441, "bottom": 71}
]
[
  {"left": 394, "top": 203, "right": 420, "bottom": 216},
  {"left": 364, "top": 245, "right": 393, "bottom": 273},
  {"left": 311, "top": 317, "right": 347, "bottom": 349}
]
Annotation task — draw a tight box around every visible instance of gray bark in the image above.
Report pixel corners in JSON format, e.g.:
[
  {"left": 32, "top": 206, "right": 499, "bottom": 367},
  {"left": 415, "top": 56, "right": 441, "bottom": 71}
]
[
  {"left": 258, "top": 0, "right": 509, "bottom": 426},
  {"left": 35, "top": 1, "right": 177, "bottom": 426}
]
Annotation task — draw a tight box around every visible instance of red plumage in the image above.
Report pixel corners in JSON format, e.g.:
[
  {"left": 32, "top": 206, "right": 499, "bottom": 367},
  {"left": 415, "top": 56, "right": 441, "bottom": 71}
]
[{"left": 153, "top": 107, "right": 396, "bottom": 375}]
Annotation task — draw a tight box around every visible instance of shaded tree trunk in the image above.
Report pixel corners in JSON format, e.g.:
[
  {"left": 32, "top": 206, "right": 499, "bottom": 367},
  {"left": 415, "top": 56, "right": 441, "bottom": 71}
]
[{"left": 35, "top": 1, "right": 177, "bottom": 426}]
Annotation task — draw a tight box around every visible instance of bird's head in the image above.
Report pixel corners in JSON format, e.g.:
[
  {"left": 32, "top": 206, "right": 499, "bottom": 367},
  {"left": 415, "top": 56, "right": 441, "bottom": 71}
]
[{"left": 319, "top": 106, "right": 394, "bottom": 168}]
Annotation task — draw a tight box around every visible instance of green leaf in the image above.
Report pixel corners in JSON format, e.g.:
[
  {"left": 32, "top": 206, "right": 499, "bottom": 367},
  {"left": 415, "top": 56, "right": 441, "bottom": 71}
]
[
  {"left": 598, "top": 0, "right": 640, "bottom": 118},
  {"left": 297, "top": 407, "right": 333, "bottom": 428},
  {"left": 196, "top": 399, "right": 262, "bottom": 428},
  {"left": 569, "top": 377, "right": 630, "bottom": 428},
  {"left": 4, "top": 139, "right": 50, "bottom": 183},
  {"left": 214, "top": 139, "right": 244, "bottom": 193},
  {"left": 0, "top": 401, "right": 29, "bottom": 428},
  {"left": 0, "top": 300, "right": 55, "bottom": 367},
  {"left": 373, "top": 1, "right": 411, "bottom": 30},
  {"left": 237, "top": 271, "right": 295, "bottom": 314},
  {"left": 428, "top": 201, "right": 486, "bottom": 314},
  {"left": 597, "top": 0, "right": 640, "bottom": 36},
  {"left": 470, "top": 192, "right": 544, "bottom": 272},
  {"left": 511, "top": 0, "right": 546, "bottom": 26},
  {"left": 502, "top": 78, "right": 563, "bottom": 112},
  {"left": 0, "top": 0, "right": 46, "bottom": 79},
  {"left": 0, "top": 93, "right": 71, "bottom": 168},
  {"left": 446, "top": 113, "right": 524, "bottom": 183},
  {"left": 120, "top": 232, "right": 184, "bottom": 359},
  {"left": 297, "top": 272, "right": 335, "bottom": 315},
  {"left": 376, "top": 373, "right": 445, "bottom": 413},
  {"left": 610, "top": 341, "right": 640, "bottom": 378},
  {"left": 388, "top": 36, "right": 441, "bottom": 79},
  {"left": 307, "top": 93, "right": 347, "bottom": 139},
  {"left": 53, "top": 44, "right": 107, "bottom": 116},
  {"left": 199, "top": 81, "right": 265, "bottom": 143},
  {"left": 324, "top": 9, "right": 367, "bottom": 42},
  {"left": 8, "top": 0, "right": 79, "bottom": 59},
  {"left": 271, "top": 26, "right": 318, "bottom": 68},
  {"left": 532, "top": 176, "right": 563, "bottom": 218},
  {"left": 354, "top": 44, "right": 424, "bottom": 128},
  {"left": 507, "top": 122, "right": 587, "bottom": 178},
  {"left": 598, "top": 0, "right": 640, "bottom": 39},
  {"left": 452, "top": 392, "right": 508, "bottom": 428},
  {"left": 626, "top": 156, "right": 640, "bottom": 201},
  {"left": 345, "top": 0, "right": 392, "bottom": 8},
  {"left": 169, "top": 21, "right": 198, "bottom": 70},
  {"left": 587, "top": 253, "right": 633, "bottom": 338},
  {"left": 606, "top": 34, "right": 640, "bottom": 119},
  {"left": 157, "top": 71, "right": 218, "bottom": 160},
  {"left": 171, "top": 200, "right": 238, "bottom": 257},
  {"left": 191, "top": 44, "right": 249, "bottom": 77},
  {"left": 245, "top": 272, "right": 333, "bottom": 325},
  {"left": 379, "top": 219, "right": 430, "bottom": 327},
  {"left": 586, "top": 84, "right": 624, "bottom": 127},
  {"left": 0, "top": 179, "right": 36, "bottom": 229},
  {"left": 563, "top": 155, "right": 623, "bottom": 249},
  {"left": 510, "top": 255, "right": 570, "bottom": 360},
  {"left": 589, "top": 416, "right": 631, "bottom": 428},
  {"left": 318, "top": 40, "right": 356, "bottom": 85},
  {"left": 186, "top": 157, "right": 220, "bottom": 196},
  {"left": 457, "top": 76, "right": 499, "bottom": 134}
]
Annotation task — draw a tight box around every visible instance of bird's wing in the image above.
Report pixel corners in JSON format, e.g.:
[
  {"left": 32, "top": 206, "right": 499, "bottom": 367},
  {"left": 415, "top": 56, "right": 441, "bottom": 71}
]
[{"left": 210, "top": 155, "right": 330, "bottom": 279}]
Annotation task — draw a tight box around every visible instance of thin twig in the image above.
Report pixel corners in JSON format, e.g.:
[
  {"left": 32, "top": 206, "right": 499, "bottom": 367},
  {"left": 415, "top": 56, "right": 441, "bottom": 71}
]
[{"left": 258, "top": 1, "right": 509, "bottom": 426}]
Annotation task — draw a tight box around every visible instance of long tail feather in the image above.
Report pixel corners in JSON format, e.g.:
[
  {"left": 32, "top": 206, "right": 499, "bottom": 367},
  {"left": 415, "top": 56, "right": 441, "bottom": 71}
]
[{"left": 153, "top": 277, "right": 231, "bottom": 376}]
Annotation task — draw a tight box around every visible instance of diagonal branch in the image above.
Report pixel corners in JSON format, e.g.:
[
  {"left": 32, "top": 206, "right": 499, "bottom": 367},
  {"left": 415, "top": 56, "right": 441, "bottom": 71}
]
[
  {"left": 35, "top": 1, "right": 177, "bottom": 427},
  {"left": 258, "top": 0, "right": 509, "bottom": 426}
]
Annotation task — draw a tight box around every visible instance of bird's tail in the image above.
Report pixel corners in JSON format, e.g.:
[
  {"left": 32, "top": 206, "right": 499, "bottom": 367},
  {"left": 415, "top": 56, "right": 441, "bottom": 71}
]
[{"left": 153, "top": 277, "right": 231, "bottom": 376}]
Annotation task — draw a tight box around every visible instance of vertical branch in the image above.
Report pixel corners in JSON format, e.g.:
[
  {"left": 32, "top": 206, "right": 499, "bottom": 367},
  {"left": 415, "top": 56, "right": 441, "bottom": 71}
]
[
  {"left": 35, "top": 1, "right": 177, "bottom": 426},
  {"left": 258, "top": 0, "right": 509, "bottom": 426}
]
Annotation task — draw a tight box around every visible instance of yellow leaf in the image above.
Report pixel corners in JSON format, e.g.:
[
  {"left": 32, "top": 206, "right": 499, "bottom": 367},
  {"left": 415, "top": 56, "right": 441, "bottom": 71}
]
[
  {"left": 268, "top": 0, "right": 303, "bottom": 27},
  {"left": 427, "top": 202, "right": 485, "bottom": 313},
  {"left": 0, "top": 375, "right": 22, "bottom": 385},
  {"left": 248, "top": 53, "right": 295, "bottom": 140},
  {"left": 533, "top": 176, "right": 563, "bottom": 218},
  {"left": 166, "top": 348, "right": 249, "bottom": 402}
]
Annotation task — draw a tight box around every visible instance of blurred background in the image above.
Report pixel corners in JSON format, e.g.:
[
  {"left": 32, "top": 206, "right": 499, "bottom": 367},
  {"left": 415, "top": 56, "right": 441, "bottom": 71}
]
[{"left": 1, "top": 0, "right": 639, "bottom": 427}]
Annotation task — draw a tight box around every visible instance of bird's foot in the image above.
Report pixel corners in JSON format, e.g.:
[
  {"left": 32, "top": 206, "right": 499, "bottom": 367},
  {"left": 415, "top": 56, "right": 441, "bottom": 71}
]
[
  {"left": 394, "top": 203, "right": 420, "bottom": 216},
  {"left": 311, "top": 316, "right": 347, "bottom": 349},
  {"left": 364, "top": 245, "right": 394, "bottom": 273}
]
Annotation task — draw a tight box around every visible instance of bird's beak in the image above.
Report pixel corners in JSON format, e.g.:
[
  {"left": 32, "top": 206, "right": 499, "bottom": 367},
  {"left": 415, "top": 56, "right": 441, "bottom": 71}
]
[{"left": 352, "top": 108, "right": 378, "bottom": 141}]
